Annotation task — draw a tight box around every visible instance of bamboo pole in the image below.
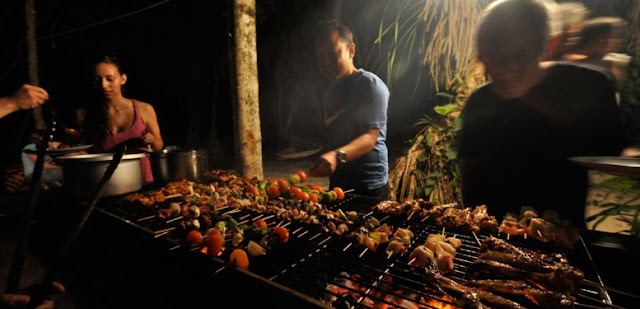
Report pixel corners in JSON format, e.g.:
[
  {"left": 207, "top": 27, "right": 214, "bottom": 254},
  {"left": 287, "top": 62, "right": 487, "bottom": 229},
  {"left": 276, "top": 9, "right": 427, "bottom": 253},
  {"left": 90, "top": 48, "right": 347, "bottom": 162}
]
[
  {"left": 229, "top": 0, "right": 264, "bottom": 179},
  {"left": 26, "top": 0, "right": 45, "bottom": 130}
]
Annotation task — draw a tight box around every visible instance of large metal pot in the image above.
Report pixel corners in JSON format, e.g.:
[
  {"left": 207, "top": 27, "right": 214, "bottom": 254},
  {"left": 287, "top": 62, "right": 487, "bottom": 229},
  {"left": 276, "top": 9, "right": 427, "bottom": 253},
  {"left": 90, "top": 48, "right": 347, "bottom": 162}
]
[
  {"left": 57, "top": 153, "right": 147, "bottom": 201},
  {"left": 150, "top": 148, "right": 208, "bottom": 184}
]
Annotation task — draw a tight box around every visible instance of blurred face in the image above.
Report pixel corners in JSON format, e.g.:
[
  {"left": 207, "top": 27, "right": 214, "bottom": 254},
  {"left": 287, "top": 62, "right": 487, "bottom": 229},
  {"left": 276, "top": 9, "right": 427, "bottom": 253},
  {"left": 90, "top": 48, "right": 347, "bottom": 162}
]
[
  {"left": 316, "top": 30, "right": 355, "bottom": 81},
  {"left": 95, "top": 63, "right": 126, "bottom": 99},
  {"left": 478, "top": 39, "right": 541, "bottom": 99}
]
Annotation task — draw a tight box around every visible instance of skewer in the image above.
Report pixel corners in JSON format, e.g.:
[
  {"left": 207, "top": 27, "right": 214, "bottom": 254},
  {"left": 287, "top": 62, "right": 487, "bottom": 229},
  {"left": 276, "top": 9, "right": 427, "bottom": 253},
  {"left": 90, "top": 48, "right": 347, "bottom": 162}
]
[
  {"left": 166, "top": 216, "right": 183, "bottom": 224},
  {"left": 214, "top": 266, "right": 226, "bottom": 274},
  {"left": 297, "top": 230, "right": 309, "bottom": 238},
  {"left": 343, "top": 189, "right": 355, "bottom": 193},
  {"left": 363, "top": 211, "right": 374, "bottom": 218},
  {"left": 292, "top": 227, "right": 303, "bottom": 235},
  {"left": 137, "top": 215, "right": 156, "bottom": 222},
  {"left": 154, "top": 231, "right": 169, "bottom": 238},
  {"left": 169, "top": 245, "right": 181, "bottom": 251},
  {"left": 472, "top": 230, "right": 482, "bottom": 246},
  {"left": 318, "top": 236, "right": 332, "bottom": 246},
  {"left": 524, "top": 232, "right": 527, "bottom": 240},
  {"left": 421, "top": 215, "right": 430, "bottom": 222},
  {"left": 154, "top": 227, "right": 176, "bottom": 234},
  {"left": 238, "top": 214, "right": 251, "bottom": 220},
  {"left": 359, "top": 247, "right": 368, "bottom": 258},
  {"left": 343, "top": 242, "right": 352, "bottom": 251},
  {"left": 583, "top": 279, "right": 640, "bottom": 300},
  {"left": 237, "top": 219, "right": 249, "bottom": 226},
  {"left": 537, "top": 230, "right": 543, "bottom": 238},
  {"left": 407, "top": 211, "right": 415, "bottom": 220},
  {"left": 216, "top": 205, "right": 229, "bottom": 211},
  {"left": 190, "top": 246, "right": 201, "bottom": 251},
  {"left": 442, "top": 227, "right": 445, "bottom": 235},
  {"left": 252, "top": 214, "right": 264, "bottom": 221},
  {"left": 281, "top": 221, "right": 291, "bottom": 228},
  {"left": 276, "top": 220, "right": 285, "bottom": 227},
  {"left": 408, "top": 257, "right": 416, "bottom": 265},
  {"left": 387, "top": 251, "right": 393, "bottom": 259},
  {"left": 507, "top": 233, "right": 510, "bottom": 240},
  {"left": 262, "top": 214, "right": 275, "bottom": 221},
  {"left": 380, "top": 215, "right": 390, "bottom": 222},
  {"left": 406, "top": 225, "right": 411, "bottom": 230},
  {"left": 308, "top": 232, "right": 321, "bottom": 241},
  {"left": 223, "top": 208, "right": 241, "bottom": 215}
]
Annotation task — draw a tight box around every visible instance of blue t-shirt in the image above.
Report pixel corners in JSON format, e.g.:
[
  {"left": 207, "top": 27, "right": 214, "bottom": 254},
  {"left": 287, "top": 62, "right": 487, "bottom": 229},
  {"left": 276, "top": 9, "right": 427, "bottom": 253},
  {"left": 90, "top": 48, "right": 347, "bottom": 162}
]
[
  {"left": 323, "top": 69, "right": 389, "bottom": 190},
  {"left": 21, "top": 143, "right": 63, "bottom": 184}
]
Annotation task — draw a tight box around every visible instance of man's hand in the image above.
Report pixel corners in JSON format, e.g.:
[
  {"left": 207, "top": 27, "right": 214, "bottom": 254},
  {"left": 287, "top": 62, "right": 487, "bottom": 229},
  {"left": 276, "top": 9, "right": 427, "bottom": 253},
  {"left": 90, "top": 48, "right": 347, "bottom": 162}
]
[
  {"left": 2, "top": 169, "right": 28, "bottom": 193},
  {"left": 1, "top": 281, "right": 65, "bottom": 309},
  {"left": 309, "top": 151, "right": 338, "bottom": 177},
  {"left": 11, "top": 84, "right": 49, "bottom": 111}
]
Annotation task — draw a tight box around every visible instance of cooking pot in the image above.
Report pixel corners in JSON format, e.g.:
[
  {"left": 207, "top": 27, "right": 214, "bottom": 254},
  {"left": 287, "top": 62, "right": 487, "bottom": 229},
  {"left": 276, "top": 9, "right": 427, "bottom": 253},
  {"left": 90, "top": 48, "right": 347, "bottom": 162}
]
[
  {"left": 56, "top": 153, "right": 147, "bottom": 201},
  {"left": 150, "top": 148, "right": 208, "bottom": 184}
]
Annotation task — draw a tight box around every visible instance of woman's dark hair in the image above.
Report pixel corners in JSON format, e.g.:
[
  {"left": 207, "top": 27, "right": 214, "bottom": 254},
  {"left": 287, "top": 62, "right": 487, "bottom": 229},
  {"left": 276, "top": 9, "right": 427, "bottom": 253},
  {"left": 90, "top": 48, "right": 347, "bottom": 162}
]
[
  {"left": 576, "top": 16, "right": 627, "bottom": 50},
  {"left": 83, "top": 54, "right": 127, "bottom": 145}
]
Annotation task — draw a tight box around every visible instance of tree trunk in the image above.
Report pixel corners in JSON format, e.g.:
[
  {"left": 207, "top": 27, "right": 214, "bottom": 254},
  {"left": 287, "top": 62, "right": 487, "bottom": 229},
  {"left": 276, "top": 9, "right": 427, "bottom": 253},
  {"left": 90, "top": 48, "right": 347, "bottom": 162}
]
[
  {"left": 25, "top": 0, "right": 45, "bottom": 130},
  {"left": 229, "top": 0, "right": 263, "bottom": 179}
]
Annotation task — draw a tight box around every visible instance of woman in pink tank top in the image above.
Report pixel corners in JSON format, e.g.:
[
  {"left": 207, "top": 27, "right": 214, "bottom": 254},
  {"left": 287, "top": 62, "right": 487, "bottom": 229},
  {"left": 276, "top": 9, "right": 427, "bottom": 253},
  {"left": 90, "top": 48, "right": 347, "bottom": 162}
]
[{"left": 84, "top": 56, "right": 164, "bottom": 184}]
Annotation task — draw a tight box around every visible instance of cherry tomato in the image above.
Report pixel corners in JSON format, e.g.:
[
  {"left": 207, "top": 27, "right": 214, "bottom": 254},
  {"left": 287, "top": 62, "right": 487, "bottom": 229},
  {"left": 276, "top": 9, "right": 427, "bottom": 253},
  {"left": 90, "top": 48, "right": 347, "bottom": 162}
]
[
  {"left": 207, "top": 229, "right": 223, "bottom": 257},
  {"left": 267, "top": 178, "right": 277, "bottom": 183},
  {"left": 267, "top": 184, "right": 280, "bottom": 198},
  {"left": 333, "top": 187, "right": 345, "bottom": 200},
  {"left": 309, "top": 193, "right": 318, "bottom": 203},
  {"left": 294, "top": 191, "right": 309, "bottom": 201},
  {"left": 289, "top": 186, "right": 302, "bottom": 197},
  {"left": 229, "top": 248, "right": 249, "bottom": 270},
  {"left": 277, "top": 178, "right": 289, "bottom": 193},
  {"left": 185, "top": 230, "right": 203, "bottom": 246},
  {"left": 311, "top": 184, "right": 324, "bottom": 192},
  {"left": 253, "top": 218, "right": 267, "bottom": 228},
  {"left": 272, "top": 227, "right": 290, "bottom": 244},
  {"left": 296, "top": 170, "right": 307, "bottom": 183}
]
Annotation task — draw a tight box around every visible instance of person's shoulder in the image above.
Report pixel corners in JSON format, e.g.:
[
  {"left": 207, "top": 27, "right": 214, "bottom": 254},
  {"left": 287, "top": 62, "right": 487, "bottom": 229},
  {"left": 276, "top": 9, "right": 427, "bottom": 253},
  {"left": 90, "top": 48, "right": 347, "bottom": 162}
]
[
  {"left": 550, "top": 61, "right": 614, "bottom": 85},
  {"left": 356, "top": 69, "right": 389, "bottom": 93},
  {"left": 465, "top": 83, "right": 494, "bottom": 106},
  {"left": 133, "top": 100, "right": 156, "bottom": 113}
]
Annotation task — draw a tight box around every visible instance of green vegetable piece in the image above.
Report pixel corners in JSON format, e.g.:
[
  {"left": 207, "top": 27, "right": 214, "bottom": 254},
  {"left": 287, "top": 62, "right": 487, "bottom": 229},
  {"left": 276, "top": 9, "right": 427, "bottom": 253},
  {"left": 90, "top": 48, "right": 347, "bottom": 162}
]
[
  {"left": 336, "top": 209, "right": 347, "bottom": 221},
  {"left": 228, "top": 217, "right": 238, "bottom": 230},
  {"left": 369, "top": 232, "right": 382, "bottom": 242},
  {"left": 216, "top": 221, "right": 227, "bottom": 235},
  {"left": 206, "top": 202, "right": 215, "bottom": 208},
  {"left": 370, "top": 217, "right": 380, "bottom": 227},
  {"left": 288, "top": 174, "right": 300, "bottom": 185},
  {"left": 191, "top": 199, "right": 198, "bottom": 206}
]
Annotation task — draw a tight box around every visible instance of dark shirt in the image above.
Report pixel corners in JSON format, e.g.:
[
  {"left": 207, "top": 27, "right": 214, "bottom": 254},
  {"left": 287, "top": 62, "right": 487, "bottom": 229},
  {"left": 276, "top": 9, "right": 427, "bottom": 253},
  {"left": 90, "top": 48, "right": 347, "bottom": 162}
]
[{"left": 458, "top": 62, "right": 625, "bottom": 227}]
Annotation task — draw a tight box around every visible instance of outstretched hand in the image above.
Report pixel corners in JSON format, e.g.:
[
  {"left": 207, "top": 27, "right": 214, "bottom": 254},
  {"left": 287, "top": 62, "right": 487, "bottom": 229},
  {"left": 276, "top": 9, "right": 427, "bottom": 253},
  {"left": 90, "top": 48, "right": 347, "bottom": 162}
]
[
  {"left": 1, "top": 281, "right": 65, "bottom": 309},
  {"left": 11, "top": 84, "right": 49, "bottom": 111}
]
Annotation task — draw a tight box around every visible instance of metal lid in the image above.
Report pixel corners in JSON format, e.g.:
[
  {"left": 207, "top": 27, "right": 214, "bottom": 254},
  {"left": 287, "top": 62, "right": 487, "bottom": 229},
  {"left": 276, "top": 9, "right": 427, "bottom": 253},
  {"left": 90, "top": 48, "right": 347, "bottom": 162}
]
[{"left": 56, "top": 153, "right": 147, "bottom": 162}]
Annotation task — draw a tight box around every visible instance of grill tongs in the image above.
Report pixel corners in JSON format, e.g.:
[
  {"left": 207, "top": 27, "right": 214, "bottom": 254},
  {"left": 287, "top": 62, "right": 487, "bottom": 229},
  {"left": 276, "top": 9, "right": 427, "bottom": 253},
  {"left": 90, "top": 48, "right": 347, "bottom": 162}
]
[{"left": 6, "top": 141, "right": 127, "bottom": 308}]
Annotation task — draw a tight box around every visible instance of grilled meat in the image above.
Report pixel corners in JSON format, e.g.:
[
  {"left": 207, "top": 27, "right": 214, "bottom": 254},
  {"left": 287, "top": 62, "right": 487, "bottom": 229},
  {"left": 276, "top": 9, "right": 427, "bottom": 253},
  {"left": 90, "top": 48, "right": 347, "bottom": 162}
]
[
  {"left": 426, "top": 270, "right": 527, "bottom": 309},
  {"left": 467, "top": 259, "right": 582, "bottom": 294},
  {"left": 463, "top": 279, "right": 576, "bottom": 308},
  {"left": 480, "top": 237, "right": 569, "bottom": 265},
  {"left": 408, "top": 245, "right": 435, "bottom": 268}
]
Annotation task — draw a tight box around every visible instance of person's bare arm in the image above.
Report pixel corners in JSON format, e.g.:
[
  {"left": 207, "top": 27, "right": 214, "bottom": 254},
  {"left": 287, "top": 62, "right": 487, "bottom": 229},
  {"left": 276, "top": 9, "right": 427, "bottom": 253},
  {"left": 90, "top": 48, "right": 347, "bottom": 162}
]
[
  {"left": 138, "top": 102, "right": 164, "bottom": 151},
  {"left": 0, "top": 84, "right": 49, "bottom": 119},
  {"left": 309, "top": 128, "right": 380, "bottom": 177}
]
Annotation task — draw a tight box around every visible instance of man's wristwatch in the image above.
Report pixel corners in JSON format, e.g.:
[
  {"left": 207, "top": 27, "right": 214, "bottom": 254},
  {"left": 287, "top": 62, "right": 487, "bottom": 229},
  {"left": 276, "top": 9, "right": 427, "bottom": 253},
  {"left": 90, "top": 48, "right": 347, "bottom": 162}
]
[{"left": 336, "top": 149, "right": 347, "bottom": 165}]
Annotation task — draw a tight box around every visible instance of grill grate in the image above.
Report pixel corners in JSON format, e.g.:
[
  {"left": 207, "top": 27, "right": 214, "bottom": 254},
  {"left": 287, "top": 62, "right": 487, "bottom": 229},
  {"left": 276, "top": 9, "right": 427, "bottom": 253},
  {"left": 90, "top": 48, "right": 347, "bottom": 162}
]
[{"left": 96, "top": 193, "right": 625, "bottom": 309}]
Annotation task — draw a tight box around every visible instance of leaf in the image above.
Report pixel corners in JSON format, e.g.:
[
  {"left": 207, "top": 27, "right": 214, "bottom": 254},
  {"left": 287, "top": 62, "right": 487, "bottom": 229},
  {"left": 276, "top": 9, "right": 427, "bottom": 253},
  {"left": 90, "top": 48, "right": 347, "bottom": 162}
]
[
  {"left": 445, "top": 148, "right": 457, "bottom": 160},
  {"left": 436, "top": 92, "right": 454, "bottom": 98},
  {"left": 434, "top": 103, "right": 459, "bottom": 116},
  {"left": 453, "top": 118, "right": 463, "bottom": 131}
]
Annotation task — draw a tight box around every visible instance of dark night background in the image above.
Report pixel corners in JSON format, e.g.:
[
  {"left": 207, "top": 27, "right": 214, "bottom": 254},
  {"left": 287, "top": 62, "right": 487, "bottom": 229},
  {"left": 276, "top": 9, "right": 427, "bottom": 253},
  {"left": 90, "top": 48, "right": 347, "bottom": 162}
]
[{"left": 0, "top": 0, "right": 634, "bottom": 171}]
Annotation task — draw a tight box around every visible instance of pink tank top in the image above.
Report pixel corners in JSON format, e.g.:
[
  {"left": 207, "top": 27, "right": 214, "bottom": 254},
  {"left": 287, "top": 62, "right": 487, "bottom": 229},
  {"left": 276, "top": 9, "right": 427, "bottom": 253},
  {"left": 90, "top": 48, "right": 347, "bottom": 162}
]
[{"left": 95, "top": 99, "right": 154, "bottom": 184}]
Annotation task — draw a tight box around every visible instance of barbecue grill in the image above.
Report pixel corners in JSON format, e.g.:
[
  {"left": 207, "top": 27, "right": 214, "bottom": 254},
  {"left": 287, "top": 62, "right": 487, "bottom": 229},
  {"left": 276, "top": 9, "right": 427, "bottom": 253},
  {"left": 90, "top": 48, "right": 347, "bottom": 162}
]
[{"left": 45, "top": 190, "right": 635, "bottom": 309}]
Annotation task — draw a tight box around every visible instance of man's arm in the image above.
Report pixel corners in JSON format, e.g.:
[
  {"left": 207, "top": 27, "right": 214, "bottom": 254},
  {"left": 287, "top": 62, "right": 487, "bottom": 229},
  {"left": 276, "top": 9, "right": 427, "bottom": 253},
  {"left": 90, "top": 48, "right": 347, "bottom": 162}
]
[
  {"left": 309, "top": 128, "right": 379, "bottom": 177},
  {"left": 0, "top": 84, "right": 49, "bottom": 119}
]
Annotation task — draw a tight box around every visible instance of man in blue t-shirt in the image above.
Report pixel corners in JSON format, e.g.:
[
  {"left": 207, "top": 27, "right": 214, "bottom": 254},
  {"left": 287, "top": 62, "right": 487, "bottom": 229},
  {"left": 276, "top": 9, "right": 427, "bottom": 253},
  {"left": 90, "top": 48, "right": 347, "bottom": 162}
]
[{"left": 309, "top": 20, "right": 390, "bottom": 199}]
